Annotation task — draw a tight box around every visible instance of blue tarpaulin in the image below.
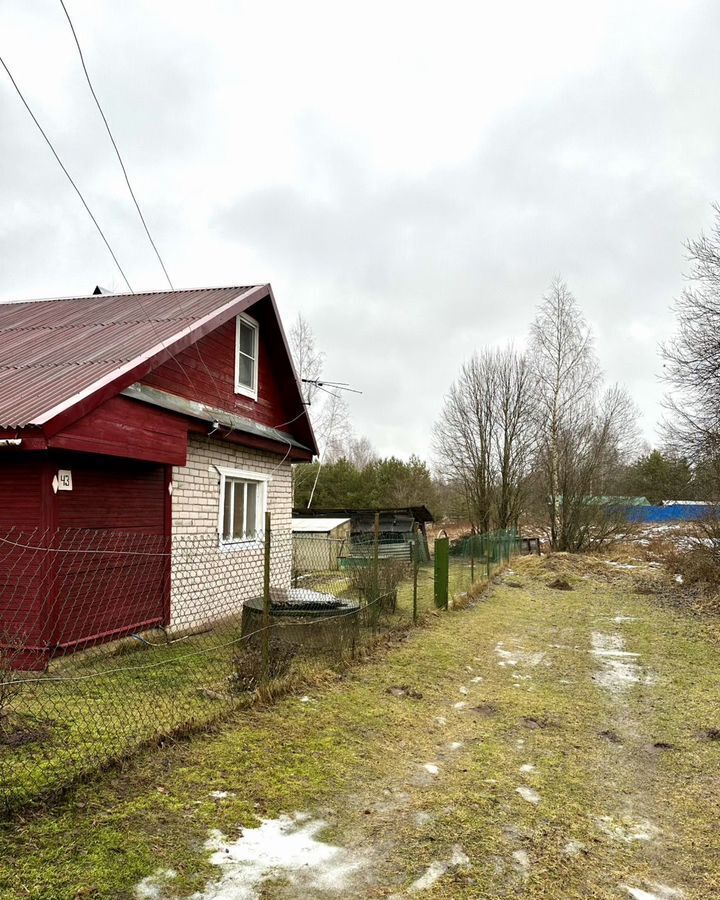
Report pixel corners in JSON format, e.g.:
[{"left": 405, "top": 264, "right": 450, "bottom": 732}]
[{"left": 626, "top": 504, "right": 713, "bottom": 523}]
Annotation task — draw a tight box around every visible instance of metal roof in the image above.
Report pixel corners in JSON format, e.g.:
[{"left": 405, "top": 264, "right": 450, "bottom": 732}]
[
  {"left": 124, "top": 383, "right": 314, "bottom": 453},
  {"left": 0, "top": 286, "right": 260, "bottom": 428},
  {"left": 291, "top": 517, "right": 351, "bottom": 533}
]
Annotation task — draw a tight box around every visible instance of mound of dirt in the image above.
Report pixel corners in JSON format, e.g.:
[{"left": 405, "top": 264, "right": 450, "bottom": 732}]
[{"left": 547, "top": 578, "right": 573, "bottom": 591}]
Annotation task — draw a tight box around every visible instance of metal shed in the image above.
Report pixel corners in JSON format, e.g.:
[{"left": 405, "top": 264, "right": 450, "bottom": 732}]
[{"left": 291, "top": 516, "right": 351, "bottom": 573}]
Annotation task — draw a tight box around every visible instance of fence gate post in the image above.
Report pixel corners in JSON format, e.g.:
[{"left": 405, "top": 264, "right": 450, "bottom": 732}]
[
  {"left": 470, "top": 530, "right": 475, "bottom": 584},
  {"left": 434, "top": 532, "right": 449, "bottom": 610},
  {"left": 262, "top": 510, "right": 272, "bottom": 678},
  {"left": 411, "top": 528, "right": 419, "bottom": 625}
]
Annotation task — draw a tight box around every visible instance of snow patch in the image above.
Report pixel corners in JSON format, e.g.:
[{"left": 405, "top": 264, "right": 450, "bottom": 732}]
[
  {"left": 562, "top": 840, "right": 585, "bottom": 856},
  {"left": 407, "top": 845, "right": 470, "bottom": 893},
  {"left": 596, "top": 815, "right": 660, "bottom": 843},
  {"left": 515, "top": 786, "right": 540, "bottom": 805},
  {"left": 591, "top": 632, "right": 655, "bottom": 691},
  {"left": 209, "top": 791, "right": 232, "bottom": 800},
  {"left": 494, "top": 642, "right": 546, "bottom": 668},
  {"left": 435, "top": 716, "right": 447, "bottom": 726},
  {"left": 458, "top": 685, "right": 468, "bottom": 695},
  {"left": 453, "top": 701, "right": 467, "bottom": 710},
  {"left": 512, "top": 849, "right": 530, "bottom": 871},
  {"left": 190, "top": 814, "right": 362, "bottom": 899},
  {"left": 470, "top": 675, "right": 483, "bottom": 683},
  {"left": 135, "top": 869, "right": 177, "bottom": 899},
  {"left": 519, "top": 763, "right": 535, "bottom": 774},
  {"left": 448, "top": 741, "right": 464, "bottom": 751},
  {"left": 423, "top": 763, "right": 440, "bottom": 776},
  {"left": 621, "top": 883, "right": 685, "bottom": 900}
]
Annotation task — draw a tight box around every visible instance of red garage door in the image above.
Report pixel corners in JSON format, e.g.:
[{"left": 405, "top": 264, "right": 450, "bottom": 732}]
[{"left": 52, "top": 454, "right": 169, "bottom": 652}]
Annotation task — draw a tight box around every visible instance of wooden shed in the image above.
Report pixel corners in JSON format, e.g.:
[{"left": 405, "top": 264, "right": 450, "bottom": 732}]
[{"left": 291, "top": 517, "right": 351, "bottom": 573}]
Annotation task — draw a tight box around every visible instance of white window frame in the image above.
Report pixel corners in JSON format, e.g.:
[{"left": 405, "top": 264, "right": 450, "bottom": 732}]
[
  {"left": 234, "top": 313, "right": 259, "bottom": 400},
  {"left": 216, "top": 466, "right": 270, "bottom": 549}
]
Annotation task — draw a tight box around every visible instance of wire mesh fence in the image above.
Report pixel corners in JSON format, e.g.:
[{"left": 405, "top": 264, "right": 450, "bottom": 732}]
[
  {"left": 0, "top": 525, "right": 439, "bottom": 813},
  {"left": 0, "top": 523, "right": 523, "bottom": 813}
]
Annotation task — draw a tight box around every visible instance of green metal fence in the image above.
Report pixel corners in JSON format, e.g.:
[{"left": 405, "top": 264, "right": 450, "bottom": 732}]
[{"left": 433, "top": 529, "right": 523, "bottom": 607}]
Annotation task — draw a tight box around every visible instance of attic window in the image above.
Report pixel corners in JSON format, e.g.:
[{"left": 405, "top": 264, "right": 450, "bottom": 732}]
[{"left": 235, "top": 314, "right": 258, "bottom": 400}]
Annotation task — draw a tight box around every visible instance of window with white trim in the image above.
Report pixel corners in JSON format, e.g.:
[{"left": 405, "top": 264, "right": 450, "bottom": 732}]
[
  {"left": 235, "top": 313, "right": 258, "bottom": 399},
  {"left": 218, "top": 468, "right": 268, "bottom": 544}
]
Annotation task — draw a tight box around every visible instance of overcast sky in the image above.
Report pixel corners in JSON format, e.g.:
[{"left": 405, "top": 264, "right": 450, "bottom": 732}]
[{"left": 1, "top": 1, "right": 718, "bottom": 459}]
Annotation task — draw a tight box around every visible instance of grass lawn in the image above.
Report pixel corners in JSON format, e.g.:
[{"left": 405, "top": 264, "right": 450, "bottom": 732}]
[{"left": 2, "top": 551, "right": 718, "bottom": 898}]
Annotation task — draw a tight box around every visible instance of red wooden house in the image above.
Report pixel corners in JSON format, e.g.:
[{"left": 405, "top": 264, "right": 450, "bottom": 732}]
[{"left": 0, "top": 285, "right": 317, "bottom": 669}]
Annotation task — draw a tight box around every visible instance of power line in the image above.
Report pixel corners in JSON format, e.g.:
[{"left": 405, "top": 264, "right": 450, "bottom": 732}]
[
  {"left": 0, "top": 53, "right": 133, "bottom": 292},
  {"left": 58, "top": 0, "right": 174, "bottom": 290}
]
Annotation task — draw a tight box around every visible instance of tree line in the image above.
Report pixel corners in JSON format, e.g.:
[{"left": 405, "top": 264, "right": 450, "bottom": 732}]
[{"left": 291, "top": 207, "right": 720, "bottom": 548}]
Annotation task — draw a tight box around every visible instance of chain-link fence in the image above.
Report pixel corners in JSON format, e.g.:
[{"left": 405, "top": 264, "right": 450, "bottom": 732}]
[
  {"left": 433, "top": 529, "right": 524, "bottom": 608},
  {"left": 0, "top": 524, "right": 441, "bottom": 813}
]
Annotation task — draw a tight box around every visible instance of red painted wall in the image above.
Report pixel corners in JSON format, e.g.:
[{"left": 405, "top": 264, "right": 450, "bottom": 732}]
[
  {"left": 0, "top": 454, "right": 49, "bottom": 654},
  {"left": 142, "top": 296, "right": 314, "bottom": 450},
  {"left": 48, "top": 396, "right": 188, "bottom": 466},
  {"left": 52, "top": 453, "right": 168, "bottom": 650},
  {"left": 0, "top": 452, "right": 169, "bottom": 668}
]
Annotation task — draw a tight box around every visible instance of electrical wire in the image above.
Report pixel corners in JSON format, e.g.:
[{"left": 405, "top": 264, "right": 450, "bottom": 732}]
[
  {"left": 0, "top": 53, "right": 133, "bottom": 292},
  {"left": 58, "top": 0, "right": 173, "bottom": 289},
  {"left": 55, "top": 2, "right": 227, "bottom": 401}
]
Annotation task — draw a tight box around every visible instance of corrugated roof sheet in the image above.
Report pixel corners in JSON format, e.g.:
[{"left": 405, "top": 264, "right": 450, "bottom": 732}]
[
  {"left": 0, "top": 286, "right": 259, "bottom": 428},
  {"left": 291, "top": 517, "right": 351, "bottom": 533}
]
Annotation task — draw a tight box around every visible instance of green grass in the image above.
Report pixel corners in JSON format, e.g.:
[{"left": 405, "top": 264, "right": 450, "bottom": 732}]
[
  {"left": 4, "top": 552, "right": 717, "bottom": 898},
  {"left": 1, "top": 561, "right": 455, "bottom": 812}
]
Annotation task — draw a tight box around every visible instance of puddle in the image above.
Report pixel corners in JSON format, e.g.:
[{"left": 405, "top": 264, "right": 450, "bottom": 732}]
[
  {"left": 407, "top": 845, "right": 470, "bottom": 893},
  {"left": 591, "top": 632, "right": 655, "bottom": 691},
  {"left": 189, "top": 814, "right": 363, "bottom": 899}
]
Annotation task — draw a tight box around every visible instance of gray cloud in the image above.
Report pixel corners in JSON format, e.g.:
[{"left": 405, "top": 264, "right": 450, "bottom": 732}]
[{"left": 2, "top": 1, "right": 719, "bottom": 458}]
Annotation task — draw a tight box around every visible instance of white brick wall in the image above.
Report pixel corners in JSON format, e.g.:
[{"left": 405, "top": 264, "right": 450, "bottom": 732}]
[{"left": 170, "top": 434, "right": 293, "bottom": 629}]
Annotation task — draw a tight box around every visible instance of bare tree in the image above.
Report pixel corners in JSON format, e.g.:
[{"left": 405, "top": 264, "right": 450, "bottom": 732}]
[
  {"left": 288, "top": 313, "right": 324, "bottom": 405},
  {"left": 663, "top": 205, "right": 720, "bottom": 469},
  {"left": 433, "top": 346, "right": 533, "bottom": 531},
  {"left": 530, "top": 279, "right": 639, "bottom": 550}
]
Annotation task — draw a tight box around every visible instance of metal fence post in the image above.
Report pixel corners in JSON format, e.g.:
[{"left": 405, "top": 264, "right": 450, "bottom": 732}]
[
  {"left": 470, "top": 530, "right": 475, "bottom": 584},
  {"left": 262, "top": 510, "right": 271, "bottom": 678},
  {"left": 434, "top": 532, "right": 449, "bottom": 610},
  {"left": 412, "top": 537, "right": 419, "bottom": 625}
]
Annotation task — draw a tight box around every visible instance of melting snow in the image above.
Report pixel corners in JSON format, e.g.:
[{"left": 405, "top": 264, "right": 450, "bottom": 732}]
[
  {"left": 407, "top": 845, "right": 470, "bottom": 892},
  {"left": 135, "top": 869, "right": 177, "bottom": 899},
  {"left": 519, "top": 763, "right": 535, "bottom": 774},
  {"left": 494, "top": 643, "right": 546, "bottom": 668},
  {"left": 562, "top": 840, "right": 585, "bottom": 856},
  {"left": 448, "top": 741, "right": 464, "bottom": 751},
  {"left": 189, "top": 814, "right": 362, "bottom": 899},
  {"left": 459, "top": 686, "right": 469, "bottom": 695},
  {"left": 621, "top": 883, "right": 685, "bottom": 900},
  {"left": 453, "top": 701, "right": 467, "bottom": 710},
  {"left": 591, "top": 632, "right": 655, "bottom": 691},
  {"left": 423, "top": 763, "right": 440, "bottom": 776},
  {"left": 512, "top": 849, "right": 530, "bottom": 871},
  {"left": 515, "top": 786, "right": 540, "bottom": 805},
  {"left": 596, "top": 815, "right": 660, "bottom": 843}
]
